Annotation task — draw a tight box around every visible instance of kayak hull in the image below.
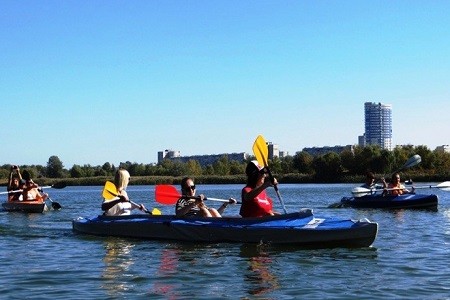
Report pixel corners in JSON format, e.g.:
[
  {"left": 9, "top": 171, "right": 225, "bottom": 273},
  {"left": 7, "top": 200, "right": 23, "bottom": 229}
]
[
  {"left": 340, "top": 193, "right": 438, "bottom": 209},
  {"left": 72, "top": 210, "right": 378, "bottom": 248},
  {"left": 2, "top": 201, "right": 49, "bottom": 213}
]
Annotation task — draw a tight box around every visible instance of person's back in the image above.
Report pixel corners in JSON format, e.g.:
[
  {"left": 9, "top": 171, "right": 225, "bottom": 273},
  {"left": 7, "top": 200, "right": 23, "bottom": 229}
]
[
  {"left": 101, "top": 169, "right": 146, "bottom": 216},
  {"left": 23, "top": 179, "right": 47, "bottom": 202}
]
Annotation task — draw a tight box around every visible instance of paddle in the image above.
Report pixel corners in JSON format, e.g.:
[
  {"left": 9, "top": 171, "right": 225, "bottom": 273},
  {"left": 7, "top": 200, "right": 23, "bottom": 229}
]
[
  {"left": 352, "top": 181, "right": 450, "bottom": 197},
  {"left": 41, "top": 182, "right": 65, "bottom": 210},
  {"left": 155, "top": 184, "right": 241, "bottom": 205},
  {"left": 0, "top": 181, "right": 67, "bottom": 195},
  {"left": 392, "top": 154, "right": 422, "bottom": 175},
  {"left": 252, "top": 134, "right": 287, "bottom": 214},
  {"left": 102, "top": 181, "right": 160, "bottom": 215},
  {"left": 36, "top": 188, "right": 62, "bottom": 210}
]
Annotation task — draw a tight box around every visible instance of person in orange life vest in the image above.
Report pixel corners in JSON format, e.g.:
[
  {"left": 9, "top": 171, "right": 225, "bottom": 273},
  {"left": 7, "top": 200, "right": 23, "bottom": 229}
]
[
  {"left": 21, "top": 170, "right": 48, "bottom": 202},
  {"left": 240, "top": 160, "right": 280, "bottom": 218},
  {"left": 382, "top": 173, "right": 415, "bottom": 196}
]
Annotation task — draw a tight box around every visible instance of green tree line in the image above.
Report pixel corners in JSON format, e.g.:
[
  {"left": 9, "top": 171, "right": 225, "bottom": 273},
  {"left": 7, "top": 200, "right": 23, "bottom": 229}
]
[{"left": 1, "top": 145, "right": 449, "bottom": 185}]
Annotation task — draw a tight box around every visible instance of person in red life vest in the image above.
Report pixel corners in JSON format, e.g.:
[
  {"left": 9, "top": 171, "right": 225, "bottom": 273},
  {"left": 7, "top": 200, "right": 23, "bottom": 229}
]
[{"left": 240, "top": 160, "right": 280, "bottom": 218}]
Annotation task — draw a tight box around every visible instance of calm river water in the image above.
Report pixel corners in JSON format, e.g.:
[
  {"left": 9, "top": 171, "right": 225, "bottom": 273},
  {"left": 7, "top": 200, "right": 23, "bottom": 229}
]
[{"left": 1, "top": 183, "right": 450, "bottom": 299}]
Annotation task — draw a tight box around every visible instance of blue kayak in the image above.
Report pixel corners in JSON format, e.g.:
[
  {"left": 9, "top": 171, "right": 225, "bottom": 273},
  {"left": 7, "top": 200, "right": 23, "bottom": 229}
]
[
  {"left": 340, "top": 193, "right": 438, "bottom": 209},
  {"left": 72, "top": 209, "right": 378, "bottom": 248}
]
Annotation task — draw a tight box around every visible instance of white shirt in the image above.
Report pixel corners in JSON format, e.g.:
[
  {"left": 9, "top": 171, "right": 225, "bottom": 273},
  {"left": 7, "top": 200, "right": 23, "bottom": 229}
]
[{"left": 104, "top": 201, "right": 140, "bottom": 216}]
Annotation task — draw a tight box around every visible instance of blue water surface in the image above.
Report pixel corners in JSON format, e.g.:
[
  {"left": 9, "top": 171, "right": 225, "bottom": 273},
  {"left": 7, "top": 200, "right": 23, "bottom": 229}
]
[{"left": 1, "top": 183, "right": 450, "bottom": 299}]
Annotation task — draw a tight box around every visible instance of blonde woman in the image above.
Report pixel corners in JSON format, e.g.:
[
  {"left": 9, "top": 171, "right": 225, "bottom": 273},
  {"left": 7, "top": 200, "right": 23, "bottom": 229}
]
[{"left": 102, "top": 169, "right": 146, "bottom": 216}]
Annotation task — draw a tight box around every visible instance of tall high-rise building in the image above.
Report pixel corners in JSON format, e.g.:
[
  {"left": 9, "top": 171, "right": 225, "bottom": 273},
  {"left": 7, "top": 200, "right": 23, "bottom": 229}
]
[{"left": 364, "top": 102, "right": 392, "bottom": 150}]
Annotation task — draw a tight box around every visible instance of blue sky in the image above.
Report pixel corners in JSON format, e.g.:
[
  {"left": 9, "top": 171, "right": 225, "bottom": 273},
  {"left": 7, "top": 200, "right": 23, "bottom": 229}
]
[{"left": 1, "top": 1, "right": 449, "bottom": 168}]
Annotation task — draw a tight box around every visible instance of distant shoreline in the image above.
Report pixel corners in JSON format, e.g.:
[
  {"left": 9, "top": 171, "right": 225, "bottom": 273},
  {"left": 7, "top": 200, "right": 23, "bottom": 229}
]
[{"left": 1, "top": 173, "right": 448, "bottom": 187}]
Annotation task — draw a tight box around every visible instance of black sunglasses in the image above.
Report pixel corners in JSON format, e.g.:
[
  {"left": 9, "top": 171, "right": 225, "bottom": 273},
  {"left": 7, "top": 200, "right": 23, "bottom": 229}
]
[{"left": 186, "top": 185, "right": 196, "bottom": 191}]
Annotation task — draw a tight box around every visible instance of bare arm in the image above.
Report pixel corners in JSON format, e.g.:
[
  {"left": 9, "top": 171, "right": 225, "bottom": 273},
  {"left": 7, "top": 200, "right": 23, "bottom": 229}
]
[{"left": 243, "top": 181, "right": 273, "bottom": 202}]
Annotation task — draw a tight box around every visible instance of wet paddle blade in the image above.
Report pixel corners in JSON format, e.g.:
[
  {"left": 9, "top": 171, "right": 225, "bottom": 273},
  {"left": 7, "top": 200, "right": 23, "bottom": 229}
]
[
  {"left": 155, "top": 185, "right": 182, "bottom": 205},
  {"left": 52, "top": 203, "right": 62, "bottom": 210},
  {"left": 52, "top": 182, "right": 67, "bottom": 189},
  {"left": 51, "top": 200, "right": 62, "bottom": 210}
]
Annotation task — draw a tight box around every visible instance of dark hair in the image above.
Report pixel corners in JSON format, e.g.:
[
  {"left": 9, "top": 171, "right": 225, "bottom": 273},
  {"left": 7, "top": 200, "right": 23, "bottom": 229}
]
[
  {"left": 391, "top": 173, "right": 400, "bottom": 181},
  {"left": 181, "top": 177, "right": 190, "bottom": 189},
  {"left": 22, "top": 170, "right": 31, "bottom": 181},
  {"left": 180, "top": 177, "right": 194, "bottom": 195},
  {"left": 245, "top": 162, "right": 261, "bottom": 187},
  {"left": 366, "top": 172, "right": 375, "bottom": 180}
]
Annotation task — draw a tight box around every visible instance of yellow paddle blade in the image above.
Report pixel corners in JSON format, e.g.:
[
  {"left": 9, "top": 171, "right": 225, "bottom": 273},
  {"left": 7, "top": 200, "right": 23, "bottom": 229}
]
[
  {"left": 102, "top": 181, "right": 119, "bottom": 201},
  {"left": 252, "top": 134, "right": 269, "bottom": 167},
  {"left": 152, "top": 208, "right": 162, "bottom": 215}
]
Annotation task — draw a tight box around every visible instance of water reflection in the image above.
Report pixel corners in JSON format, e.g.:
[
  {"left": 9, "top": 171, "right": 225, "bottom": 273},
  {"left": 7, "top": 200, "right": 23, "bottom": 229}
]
[
  {"left": 101, "top": 238, "right": 136, "bottom": 297},
  {"left": 150, "top": 247, "right": 180, "bottom": 299},
  {"left": 240, "top": 244, "right": 280, "bottom": 296}
]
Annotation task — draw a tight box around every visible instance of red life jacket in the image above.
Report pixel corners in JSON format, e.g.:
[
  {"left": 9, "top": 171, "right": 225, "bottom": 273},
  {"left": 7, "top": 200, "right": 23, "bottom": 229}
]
[{"left": 240, "top": 186, "right": 273, "bottom": 218}]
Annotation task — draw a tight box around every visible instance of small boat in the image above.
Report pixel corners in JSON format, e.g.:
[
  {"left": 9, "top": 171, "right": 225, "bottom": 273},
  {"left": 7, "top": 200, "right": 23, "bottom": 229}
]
[
  {"left": 2, "top": 200, "right": 49, "bottom": 213},
  {"left": 340, "top": 193, "right": 438, "bottom": 209},
  {"left": 72, "top": 209, "right": 378, "bottom": 248}
]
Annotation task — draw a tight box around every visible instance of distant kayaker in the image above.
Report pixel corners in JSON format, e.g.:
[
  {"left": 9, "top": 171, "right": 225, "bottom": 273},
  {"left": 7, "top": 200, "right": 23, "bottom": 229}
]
[
  {"left": 361, "top": 172, "right": 377, "bottom": 189},
  {"left": 7, "top": 165, "right": 24, "bottom": 201},
  {"left": 21, "top": 170, "right": 48, "bottom": 202},
  {"left": 101, "top": 169, "right": 147, "bottom": 216},
  {"left": 240, "top": 160, "right": 280, "bottom": 218},
  {"left": 382, "top": 173, "right": 415, "bottom": 196},
  {"left": 175, "top": 177, "right": 235, "bottom": 217}
]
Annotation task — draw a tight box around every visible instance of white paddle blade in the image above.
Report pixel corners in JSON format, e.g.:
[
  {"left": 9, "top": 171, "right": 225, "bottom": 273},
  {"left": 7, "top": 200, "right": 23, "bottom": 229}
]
[
  {"left": 351, "top": 187, "right": 372, "bottom": 197},
  {"left": 436, "top": 181, "right": 450, "bottom": 191},
  {"left": 403, "top": 154, "right": 421, "bottom": 169},
  {"left": 410, "top": 181, "right": 450, "bottom": 191}
]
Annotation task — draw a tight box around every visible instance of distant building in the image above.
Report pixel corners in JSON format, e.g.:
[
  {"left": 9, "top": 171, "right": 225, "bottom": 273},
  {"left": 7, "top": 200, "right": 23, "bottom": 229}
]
[
  {"left": 302, "top": 145, "right": 354, "bottom": 156},
  {"left": 158, "top": 150, "right": 249, "bottom": 166},
  {"left": 265, "top": 142, "right": 288, "bottom": 159},
  {"left": 435, "top": 145, "right": 450, "bottom": 153},
  {"left": 158, "top": 150, "right": 181, "bottom": 163},
  {"left": 279, "top": 150, "right": 289, "bottom": 158},
  {"left": 364, "top": 102, "right": 393, "bottom": 150},
  {"left": 159, "top": 142, "right": 288, "bottom": 165},
  {"left": 268, "top": 142, "right": 279, "bottom": 159},
  {"left": 358, "top": 134, "right": 366, "bottom": 147}
]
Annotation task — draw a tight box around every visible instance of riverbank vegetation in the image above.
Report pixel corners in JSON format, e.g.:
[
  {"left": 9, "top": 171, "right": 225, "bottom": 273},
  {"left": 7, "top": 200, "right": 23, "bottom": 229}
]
[{"left": 1, "top": 145, "right": 449, "bottom": 186}]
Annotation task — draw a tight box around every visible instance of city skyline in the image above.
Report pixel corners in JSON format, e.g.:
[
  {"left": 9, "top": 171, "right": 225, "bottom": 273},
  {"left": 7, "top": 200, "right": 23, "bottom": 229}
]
[{"left": 1, "top": 2, "right": 449, "bottom": 167}]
